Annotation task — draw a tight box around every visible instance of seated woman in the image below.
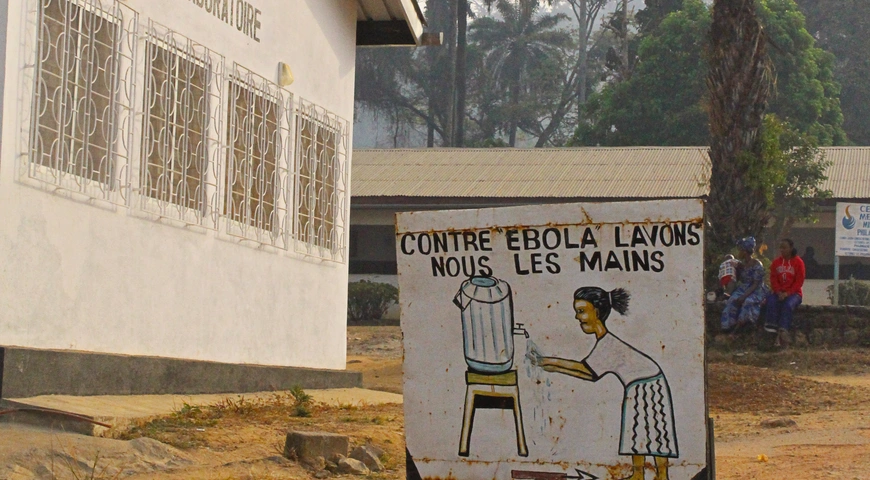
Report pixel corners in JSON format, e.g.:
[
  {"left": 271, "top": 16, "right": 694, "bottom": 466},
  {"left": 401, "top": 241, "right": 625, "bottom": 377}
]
[
  {"left": 721, "top": 237, "right": 769, "bottom": 333},
  {"left": 764, "top": 238, "right": 805, "bottom": 347}
]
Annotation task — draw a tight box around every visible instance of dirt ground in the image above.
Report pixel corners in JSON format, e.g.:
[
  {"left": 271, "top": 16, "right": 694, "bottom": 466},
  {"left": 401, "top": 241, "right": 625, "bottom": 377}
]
[{"left": 2, "top": 326, "right": 870, "bottom": 479}]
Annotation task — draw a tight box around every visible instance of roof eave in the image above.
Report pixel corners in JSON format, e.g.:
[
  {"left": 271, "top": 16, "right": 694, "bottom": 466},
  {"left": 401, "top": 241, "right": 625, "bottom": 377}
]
[{"left": 357, "top": 0, "right": 426, "bottom": 47}]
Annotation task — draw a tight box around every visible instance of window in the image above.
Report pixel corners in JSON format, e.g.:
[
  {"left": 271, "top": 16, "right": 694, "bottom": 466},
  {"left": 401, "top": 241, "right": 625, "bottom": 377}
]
[
  {"left": 224, "top": 65, "right": 291, "bottom": 248},
  {"left": 139, "top": 24, "right": 222, "bottom": 227},
  {"left": 295, "top": 100, "right": 348, "bottom": 261},
  {"left": 29, "top": 0, "right": 131, "bottom": 199}
]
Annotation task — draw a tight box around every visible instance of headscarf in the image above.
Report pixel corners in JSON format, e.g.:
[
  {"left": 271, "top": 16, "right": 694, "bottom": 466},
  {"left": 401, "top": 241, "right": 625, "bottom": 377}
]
[{"left": 736, "top": 236, "right": 756, "bottom": 253}]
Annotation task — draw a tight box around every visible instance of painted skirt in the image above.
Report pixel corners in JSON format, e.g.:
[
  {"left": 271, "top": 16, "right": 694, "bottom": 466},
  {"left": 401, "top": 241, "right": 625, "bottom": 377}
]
[{"left": 619, "top": 374, "right": 679, "bottom": 458}]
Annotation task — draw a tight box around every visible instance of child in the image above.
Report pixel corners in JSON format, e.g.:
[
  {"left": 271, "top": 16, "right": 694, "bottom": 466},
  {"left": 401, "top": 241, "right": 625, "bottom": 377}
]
[{"left": 717, "top": 254, "right": 738, "bottom": 299}]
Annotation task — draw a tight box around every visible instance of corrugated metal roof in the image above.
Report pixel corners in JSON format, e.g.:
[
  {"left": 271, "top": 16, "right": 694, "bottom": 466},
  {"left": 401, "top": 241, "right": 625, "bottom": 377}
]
[
  {"left": 819, "top": 147, "right": 870, "bottom": 199},
  {"left": 352, "top": 147, "right": 711, "bottom": 198},
  {"left": 351, "top": 147, "right": 870, "bottom": 200}
]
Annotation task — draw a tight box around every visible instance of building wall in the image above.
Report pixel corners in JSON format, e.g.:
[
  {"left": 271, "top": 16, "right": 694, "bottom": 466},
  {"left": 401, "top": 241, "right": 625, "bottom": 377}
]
[{"left": 0, "top": 0, "right": 357, "bottom": 369}]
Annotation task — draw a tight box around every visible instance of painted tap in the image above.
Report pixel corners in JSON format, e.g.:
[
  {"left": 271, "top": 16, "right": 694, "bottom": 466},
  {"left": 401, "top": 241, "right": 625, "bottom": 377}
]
[{"left": 513, "top": 323, "right": 529, "bottom": 338}]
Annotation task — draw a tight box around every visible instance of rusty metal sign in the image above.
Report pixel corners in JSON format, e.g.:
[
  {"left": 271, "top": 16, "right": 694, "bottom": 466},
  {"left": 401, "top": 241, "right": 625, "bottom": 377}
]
[{"left": 397, "top": 200, "right": 707, "bottom": 480}]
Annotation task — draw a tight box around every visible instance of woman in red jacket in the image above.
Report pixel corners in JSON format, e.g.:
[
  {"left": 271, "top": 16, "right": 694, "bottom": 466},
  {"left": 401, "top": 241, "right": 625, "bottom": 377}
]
[{"left": 764, "top": 238, "right": 805, "bottom": 347}]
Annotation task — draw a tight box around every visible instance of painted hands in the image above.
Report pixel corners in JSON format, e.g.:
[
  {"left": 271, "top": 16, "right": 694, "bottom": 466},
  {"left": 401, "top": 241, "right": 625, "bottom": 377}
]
[{"left": 525, "top": 339, "right": 544, "bottom": 367}]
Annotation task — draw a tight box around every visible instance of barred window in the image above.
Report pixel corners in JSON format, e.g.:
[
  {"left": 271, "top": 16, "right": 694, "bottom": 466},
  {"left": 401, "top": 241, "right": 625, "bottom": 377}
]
[
  {"left": 30, "top": 0, "right": 123, "bottom": 191},
  {"left": 224, "top": 65, "right": 291, "bottom": 248},
  {"left": 296, "top": 114, "right": 336, "bottom": 246},
  {"left": 295, "top": 100, "right": 348, "bottom": 261},
  {"left": 141, "top": 42, "right": 208, "bottom": 211}
]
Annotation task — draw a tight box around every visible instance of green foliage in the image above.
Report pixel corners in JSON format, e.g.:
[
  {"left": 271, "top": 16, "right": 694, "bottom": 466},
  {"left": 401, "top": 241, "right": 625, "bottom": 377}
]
[
  {"left": 347, "top": 280, "right": 399, "bottom": 323},
  {"left": 573, "top": 0, "right": 710, "bottom": 146},
  {"left": 289, "top": 385, "right": 313, "bottom": 417},
  {"left": 827, "top": 277, "right": 870, "bottom": 306},
  {"left": 757, "top": 0, "right": 846, "bottom": 146},
  {"left": 636, "top": 0, "right": 684, "bottom": 33},
  {"left": 761, "top": 115, "right": 832, "bottom": 239},
  {"left": 795, "top": 0, "right": 870, "bottom": 145},
  {"left": 289, "top": 384, "right": 312, "bottom": 404},
  {"left": 573, "top": 0, "right": 846, "bottom": 147}
]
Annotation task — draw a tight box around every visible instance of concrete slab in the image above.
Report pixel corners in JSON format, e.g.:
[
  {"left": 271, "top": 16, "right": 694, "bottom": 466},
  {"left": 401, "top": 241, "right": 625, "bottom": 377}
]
[
  {"left": 4, "top": 388, "right": 403, "bottom": 437},
  {"left": 9, "top": 387, "right": 402, "bottom": 417}
]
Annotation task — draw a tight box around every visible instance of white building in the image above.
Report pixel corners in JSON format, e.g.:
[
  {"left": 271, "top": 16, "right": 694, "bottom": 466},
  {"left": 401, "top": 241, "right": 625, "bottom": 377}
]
[{"left": 0, "top": 0, "right": 426, "bottom": 378}]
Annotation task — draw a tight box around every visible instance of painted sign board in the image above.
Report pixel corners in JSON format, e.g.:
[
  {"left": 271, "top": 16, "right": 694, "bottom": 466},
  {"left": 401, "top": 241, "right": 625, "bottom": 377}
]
[
  {"left": 835, "top": 202, "right": 870, "bottom": 258},
  {"left": 398, "top": 199, "right": 707, "bottom": 480}
]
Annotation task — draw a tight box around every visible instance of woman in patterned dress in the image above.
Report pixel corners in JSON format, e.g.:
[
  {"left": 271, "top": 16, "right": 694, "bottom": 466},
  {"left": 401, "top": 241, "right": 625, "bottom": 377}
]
[
  {"left": 529, "top": 287, "right": 678, "bottom": 480},
  {"left": 720, "top": 237, "right": 769, "bottom": 333}
]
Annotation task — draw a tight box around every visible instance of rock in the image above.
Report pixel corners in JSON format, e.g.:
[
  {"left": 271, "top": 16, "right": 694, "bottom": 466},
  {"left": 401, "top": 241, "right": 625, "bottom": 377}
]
[
  {"left": 363, "top": 442, "right": 386, "bottom": 459},
  {"left": 325, "top": 456, "right": 342, "bottom": 473},
  {"left": 284, "top": 431, "right": 348, "bottom": 466},
  {"left": 338, "top": 457, "right": 370, "bottom": 475},
  {"left": 5, "top": 465, "right": 37, "bottom": 480},
  {"left": 350, "top": 445, "right": 384, "bottom": 472},
  {"left": 760, "top": 417, "right": 797, "bottom": 428},
  {"left": 314, "top": 470, "right": 330, "bottom": 479},
  {"left": 265, "top": 455, "right": 293, "bottom": 466},
  {"left": 302, "top": 455, "right": 326, "bottom": 471}
]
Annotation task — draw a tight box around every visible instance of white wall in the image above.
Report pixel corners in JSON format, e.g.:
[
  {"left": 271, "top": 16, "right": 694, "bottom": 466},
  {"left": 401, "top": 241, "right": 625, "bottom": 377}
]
[{"left": 0, "top": 0, "right": 357, "bottom": 369}]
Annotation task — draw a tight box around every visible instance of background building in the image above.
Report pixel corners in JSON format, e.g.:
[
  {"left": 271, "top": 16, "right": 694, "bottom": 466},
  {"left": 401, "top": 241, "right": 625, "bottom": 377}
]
[{"left": 350, "top": 147, "right": 870, "bottom": 308}]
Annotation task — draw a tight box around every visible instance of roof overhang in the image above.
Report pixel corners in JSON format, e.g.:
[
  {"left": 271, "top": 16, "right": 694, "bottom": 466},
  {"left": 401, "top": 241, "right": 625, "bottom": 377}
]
[{"left": 356, "top": 0, "right": 431, "bottom": 47}]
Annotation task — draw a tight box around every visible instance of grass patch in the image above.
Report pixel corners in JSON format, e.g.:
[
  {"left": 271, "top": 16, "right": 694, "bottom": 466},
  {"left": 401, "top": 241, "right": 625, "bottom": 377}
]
[{"left": 120, "top": 401, "right": 220, "bottom": 449}]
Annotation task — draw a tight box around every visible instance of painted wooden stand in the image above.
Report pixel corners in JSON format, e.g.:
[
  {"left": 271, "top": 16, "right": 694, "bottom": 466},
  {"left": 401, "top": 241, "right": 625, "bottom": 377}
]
[{"left": 458, "top": 370, "right": 528, "bottom": 457}]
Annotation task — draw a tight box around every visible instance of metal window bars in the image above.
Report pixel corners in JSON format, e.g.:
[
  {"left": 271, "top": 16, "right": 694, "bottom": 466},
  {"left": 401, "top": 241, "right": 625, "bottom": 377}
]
[
  {"left": 26, "top": 0, "right": 137, "bottom": 204},
  {"left": 137, "top": 21, "right": 224, "bottom": 229},
  {"left": 224, "top": 63, "right": 293, "bottom": 249},
  {"left": 21, "top": 0, "right": 350, "bottom": 264},
  {"left": 294, "top": 98, "right": 349, "bottom": 263}
]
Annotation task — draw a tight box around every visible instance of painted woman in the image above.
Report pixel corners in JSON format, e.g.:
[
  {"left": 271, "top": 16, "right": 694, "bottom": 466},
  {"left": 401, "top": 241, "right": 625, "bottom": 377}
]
[{"left": 529, "top": 287, "right": 678, "bottom": 480}]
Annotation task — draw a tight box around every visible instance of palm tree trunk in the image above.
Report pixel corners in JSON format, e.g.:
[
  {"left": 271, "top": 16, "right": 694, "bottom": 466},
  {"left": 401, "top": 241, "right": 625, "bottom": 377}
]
[
  {"left": 455, "top": 0, "right": 468, "bottom": 147},
  {"left": 706, "top": 0, "right": 772, "bottom": 262},
  {"left": 444, "top": 0, "right": 457, "bottom": 146},
  {"left": 621, "top": 0, "right": 629, "bottom": 73},
  {"left": 578, "top": 0, "right": 588, "bottom": 110},
  {"left": 509, "top": 82, "right": 520, "bottom": 147}
]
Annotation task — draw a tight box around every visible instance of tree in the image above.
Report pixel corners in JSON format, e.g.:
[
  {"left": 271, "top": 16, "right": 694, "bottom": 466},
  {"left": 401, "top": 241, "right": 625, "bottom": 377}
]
[
  {"left": 794, "top": 0, "right": 870, "bottom": 145},
  {"left": 758, "top": 0, "right": 846, "bottom": 146},
  {"left": 354, "top": 0, "right": 582, "bottom": 148},
  {"left": 573, "top": 0, "right": 710, "bottom": 146},
  {"left": 354, "top": 0, "right": 456, "bottom": 147},
  {"left": 455, "top": 0, "right": 469, "bottom": 146},
  {"left": 572, "top": 0, "right": 847, "bottom": 147},
  {"left": 706, "top": 0, "right": 772, "bottom": 262},
  {"left": 470, "top": 0, "right": 573, "bottom": 146},
  {"left": 561, "top": 0, "right": 612, "bottom": 111},
  {"left": 761, "top": 115, "right": 832, "bottom": 244},
  {"left": 636, "top": 0, "right": 683, "bottom": 32}
]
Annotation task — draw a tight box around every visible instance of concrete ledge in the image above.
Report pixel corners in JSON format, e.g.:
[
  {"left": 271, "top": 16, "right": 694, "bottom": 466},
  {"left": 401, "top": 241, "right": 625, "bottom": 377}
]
[
  {"left": 0, "top": 346, "right": 361, "bottom": 398},
  {"left": 705, "top": 302, "right": 870, "bottom": 346},
  {"left": 0, "top": 399, "right": 102, "bottom": 436}
]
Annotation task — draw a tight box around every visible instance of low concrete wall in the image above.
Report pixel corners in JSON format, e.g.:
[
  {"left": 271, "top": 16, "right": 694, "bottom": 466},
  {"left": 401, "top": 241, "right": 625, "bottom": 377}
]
[
  {"left": 0, "top": 347, "right": 361, "bottom": 398},
  {"left": 705, "top": 302, "right": 870, "bottom": 347}
]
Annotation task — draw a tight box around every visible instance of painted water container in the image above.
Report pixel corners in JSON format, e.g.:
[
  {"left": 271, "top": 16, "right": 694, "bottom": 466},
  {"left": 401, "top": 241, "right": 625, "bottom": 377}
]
[{"left": 453, "top": 276, "right": 517, "bottom": 374}]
